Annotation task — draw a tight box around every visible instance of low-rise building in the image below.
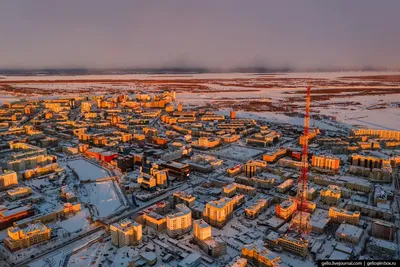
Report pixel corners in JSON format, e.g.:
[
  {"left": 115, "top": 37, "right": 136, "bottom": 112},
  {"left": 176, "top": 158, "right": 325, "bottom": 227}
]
[
  {"left": 367, "top": 237, "right": 397, "bottom": 259},
  {"left": 320, "top": 185, "right": 341, "bottom": 205},
  {"left": 276, "top": 199, "right": 297, "bottom": 220},
  {"left": 7, "top": 187, "right": 32, "bottom": 200},
  {"left": 4, "top": 222, "right": 51, "bottom": 251},
  {"left": 328, "top": 207, "right": 360, "bottom": 225},
  {"left": 335, "top": 223, "right": 363, "bottom": 245},
  {"left": 173, "top": 191, "right": 196, "bottom": 208},
  {"left": 242, "top": 241, "right": 281, "bottom": 266},
  {"left": 278, "top": 235, "right": 309, "bottom": 257},
  {"left": 245, "top": 199, "right": 268, "bottom": 219}
]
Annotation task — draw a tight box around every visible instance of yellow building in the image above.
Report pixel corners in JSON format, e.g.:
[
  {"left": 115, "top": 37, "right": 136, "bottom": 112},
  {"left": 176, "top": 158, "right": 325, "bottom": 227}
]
[
  {"left": 110, "top": 219, "right": 142, "bottom": 247},
  {"left": 312, "top": 155, "right": 340, "bottom": 173},
  {"left": 4, "top": 222, "right": 51, "bottom": 251},
  {"left": 166, "top": 204, "right": 192, "bottom": 238},
  {"left": 263, "top": 148, "right": 287, "bottom": 163},
  {"left": 245, "top": 199, "right": 268, "bottom": 219},
  {"left": 351, "top": 129, "right": 400, "bottom": 141},
  {"left": 152, "top": 170, "right": 168, "bottom": 188},
  {"left": 328, "top": 207, "right": 360, "bottom": 225},
  {"left": 137, "top": 173, "right": 157, "bottom": 191},
  {"left": 7, "top": 187, "right": 32, "bottom": 200},
  {"left": 222, "top": 184, "right": 237, "bottom": 197},
  {"left": 0, "top": 171, "right": 18, "bottom": 190},
  {"left": 276, "top": 179, "right": 294, "bottom": 193},
  {"left": 320, "top": 185, "right": 341, "bottom": 205},
  {"left": 197, "top": 137, "right": 221, "bottom": 149},
  {"left": 203, "top": 197, "right": 236, "bottom": 228},
  {"left": 276, "top": 199, "right": 297, "bottom": 220},
  {"left": 193, "top": 219, "right": 212, "bottom": 241},
  {"left": 242, "top": 241, "right": 281, "bottom": 267},
  {"left": 81, "top": 101, "right": 92, "bottom": 113}
]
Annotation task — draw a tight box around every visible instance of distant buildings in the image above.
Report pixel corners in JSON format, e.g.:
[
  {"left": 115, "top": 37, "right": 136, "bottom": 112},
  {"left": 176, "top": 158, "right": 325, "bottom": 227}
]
[
  {"left": 110, "top": 219, "right": 142, "bottom": 247},
  {"left": 351, "top": 129, "right": 400, "bottom": 141},
  {"left": 4, "top": 222, "right": 51, "bottom": 251},
  {"left": 311, "top": 155, "right": 340, "bottom": 173}
]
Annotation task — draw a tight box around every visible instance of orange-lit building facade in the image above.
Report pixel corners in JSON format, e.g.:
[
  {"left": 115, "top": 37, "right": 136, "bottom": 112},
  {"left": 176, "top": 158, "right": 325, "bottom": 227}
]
[
  {"left": 311, "top": 155, "right": 340, "bottom": 173},
  {"left": 4, "top": 222, "right": 51, "bottom": 251},
  {"left": 276, "top": 199, "right": 297, "bottom": 220},
  {"left": 110, "top": 219, "right": 142, "bottom": 247},
  {"left": 328, "top": 207, "right": 360, "bottom": 225}
]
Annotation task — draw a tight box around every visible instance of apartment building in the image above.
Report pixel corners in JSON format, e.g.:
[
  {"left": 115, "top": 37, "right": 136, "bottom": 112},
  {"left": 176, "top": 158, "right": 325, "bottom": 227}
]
[
  {"left": 166, "top": 204, "right": 192, "bottom": 238},
  {"left": 110, "top": 219, "right": 142, "bottom": 247}
]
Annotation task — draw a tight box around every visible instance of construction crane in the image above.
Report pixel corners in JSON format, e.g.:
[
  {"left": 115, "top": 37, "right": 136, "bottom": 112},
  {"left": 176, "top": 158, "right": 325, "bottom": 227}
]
[{"left": 291, "top": 81, "right": 313, "bottom": 237}]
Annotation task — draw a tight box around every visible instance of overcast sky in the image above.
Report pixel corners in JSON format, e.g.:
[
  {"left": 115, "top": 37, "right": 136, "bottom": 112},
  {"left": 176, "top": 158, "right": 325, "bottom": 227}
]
[{"left": 0, "top": 0, "right": 399, "bottom": 70}]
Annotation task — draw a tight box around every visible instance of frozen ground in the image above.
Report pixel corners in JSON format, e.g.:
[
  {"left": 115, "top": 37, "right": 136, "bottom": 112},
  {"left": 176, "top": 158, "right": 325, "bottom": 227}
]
[
  {"left": 67, "top": 159, "right": 111, "bottom": 181},
  {"left": 68, "top": 242, "right": 105, "bottom": 266},
  {"left": 29, "top": 252, "right": 64, "bottom": 267},
  {"left": 55, "top": 208, "right": 91, "bottom": 233},
  {"left": 82, "top": 181, "right": 123, "bottom": 218}
]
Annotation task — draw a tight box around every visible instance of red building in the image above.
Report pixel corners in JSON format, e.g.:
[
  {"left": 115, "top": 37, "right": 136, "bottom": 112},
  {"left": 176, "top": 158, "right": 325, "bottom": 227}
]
[
  {"left": 85, "top": 148, "right": 118, "bottom": 162},
  {"left": 372, "top": 219, "right": 396, "bottom": 241},
  {"left": 0, "top": 206, "right": 35, "bottom": 230}
]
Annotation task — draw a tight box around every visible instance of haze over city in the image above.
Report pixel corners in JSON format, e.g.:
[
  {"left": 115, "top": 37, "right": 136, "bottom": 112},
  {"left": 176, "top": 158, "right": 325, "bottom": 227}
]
[
  {"left": 1, "top": 0, "right": 400, "bottom": 70},
  {"left": 0, "top": 1, "right": 400, "bottom": 267}
]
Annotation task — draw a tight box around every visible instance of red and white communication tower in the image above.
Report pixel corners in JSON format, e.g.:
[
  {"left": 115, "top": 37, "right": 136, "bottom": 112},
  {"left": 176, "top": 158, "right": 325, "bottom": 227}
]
[{"left": 291, "top": 81, "right": 313, "bottom": 237}]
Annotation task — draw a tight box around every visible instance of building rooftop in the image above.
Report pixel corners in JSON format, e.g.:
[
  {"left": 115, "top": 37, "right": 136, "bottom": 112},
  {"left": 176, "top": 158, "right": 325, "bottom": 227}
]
[{"left": 336, "top": 223, "right": 363, "bottom": 239}]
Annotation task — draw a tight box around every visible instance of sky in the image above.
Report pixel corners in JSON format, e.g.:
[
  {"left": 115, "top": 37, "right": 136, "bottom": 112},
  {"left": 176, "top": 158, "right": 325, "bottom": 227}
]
[{"left": 0, "top": 0, "right": 399, "bottom": 70}]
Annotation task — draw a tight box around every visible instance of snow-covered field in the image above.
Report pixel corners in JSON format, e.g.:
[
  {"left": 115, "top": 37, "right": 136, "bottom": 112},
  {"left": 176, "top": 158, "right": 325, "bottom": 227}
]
[
  {"left": 82, "top": 181, "right": 123, "bottom": 218},
  {"left": 67, "top": 159, "right": 111, "bottom": 181},
  {"left": 56, "top": 208, "right": 91, "bottom": 233}
]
